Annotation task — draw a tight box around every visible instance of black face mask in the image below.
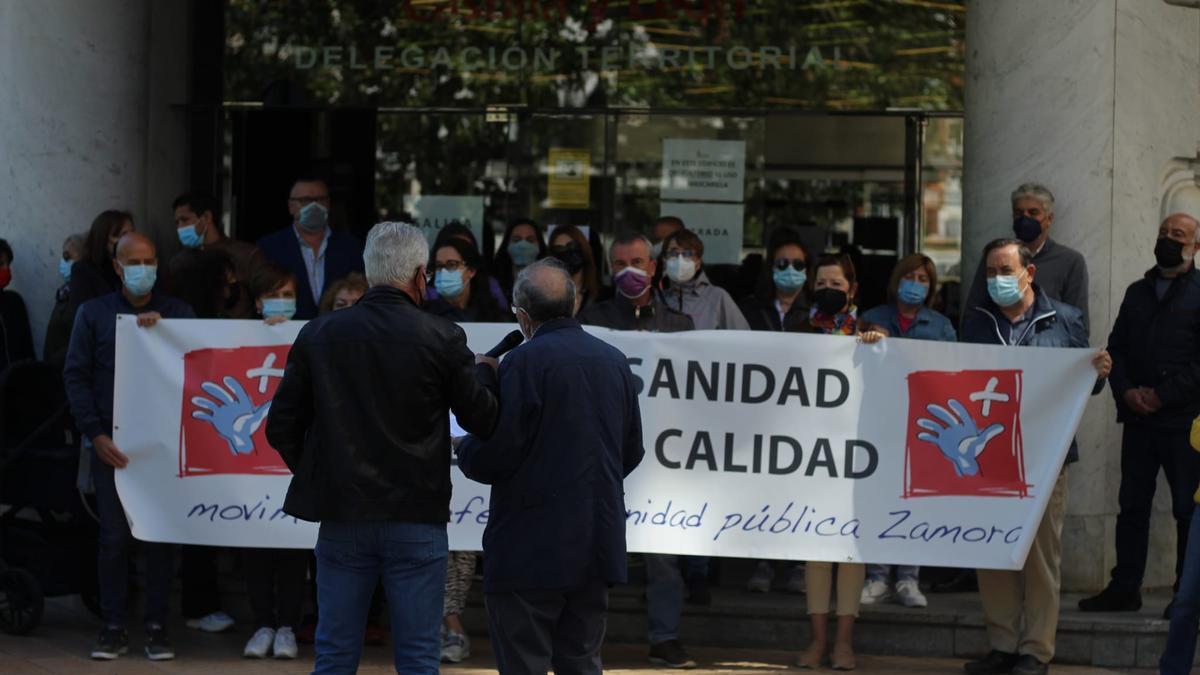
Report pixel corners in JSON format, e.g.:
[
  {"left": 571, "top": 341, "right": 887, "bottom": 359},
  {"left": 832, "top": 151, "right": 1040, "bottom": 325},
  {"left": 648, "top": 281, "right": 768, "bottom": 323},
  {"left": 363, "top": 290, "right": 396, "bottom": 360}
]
[
  {"left": 1156, "top": 237, "right": 1187, "bottom": 270},
  {"left": 1013, "top": 215, "right": 1043, "bottom": 244},
  {"left": 813, "top": 288, "right": 849, "bottom": 315},
  {"left": 551, "top": 246, "right": 585, "bottom": 274}
]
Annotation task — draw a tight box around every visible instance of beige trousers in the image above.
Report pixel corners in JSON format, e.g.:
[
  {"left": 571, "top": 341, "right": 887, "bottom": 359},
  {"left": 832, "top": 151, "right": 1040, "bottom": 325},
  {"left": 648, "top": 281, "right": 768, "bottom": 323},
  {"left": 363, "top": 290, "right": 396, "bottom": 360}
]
[
  {"left": 805, "top": 562, "right": 866, "bottom": 617},
  {"left": 976, "top": 469, "right": 1068, "bottom": 663}
]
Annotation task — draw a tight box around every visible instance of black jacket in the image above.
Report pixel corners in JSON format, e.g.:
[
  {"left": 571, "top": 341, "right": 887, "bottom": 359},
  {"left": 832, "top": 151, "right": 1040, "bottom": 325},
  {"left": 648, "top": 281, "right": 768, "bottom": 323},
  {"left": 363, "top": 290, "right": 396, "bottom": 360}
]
[
  {"left": 0, "top": 289, "right": 35, "bottom": 373},
  {"left": 579, "top": 293, "right": 694, "bottom": 332},
  {"left": 738, "top": 294, "right": 808, "bottom": 332},
  {"left": 1107, "top": 266, "right": 1200, "bottom": 428},
  {"left": 266, "top": 286, "right": 500, "bottom": 523},
  {"left": 457, "top": 319, "right": 644, "bottom": 593}
]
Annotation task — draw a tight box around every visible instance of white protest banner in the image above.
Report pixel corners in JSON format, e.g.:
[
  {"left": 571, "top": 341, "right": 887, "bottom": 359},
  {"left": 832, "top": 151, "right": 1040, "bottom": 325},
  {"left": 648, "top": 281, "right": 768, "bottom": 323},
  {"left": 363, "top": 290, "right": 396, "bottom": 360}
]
[
  {"left": 660, "top": 139, "right": 745, "bottom": 202},
  {"left": 659, "top": 202, "right": 744, "bottom": 264},
  {"left": 402, "top": 195, "right": 485, "bottom": 246},
  {"left": 114, "top": 319, "right": 1097, "bottom": 570}
]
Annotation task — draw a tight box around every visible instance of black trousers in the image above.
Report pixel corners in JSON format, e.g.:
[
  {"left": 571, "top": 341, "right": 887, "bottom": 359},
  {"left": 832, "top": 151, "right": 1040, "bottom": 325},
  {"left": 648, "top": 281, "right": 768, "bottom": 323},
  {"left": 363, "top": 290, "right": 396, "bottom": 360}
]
[
  {"left": 1112, "top": 424, "right": 1200, "bottom": 592},
  {"left": 485, "top": 578, "right": 608, "bottom": 675},
  {"left": 245, "top": 548, "right": 308, "bottom": 629},
  {"left": 180, "top": 545, "right": 223, "bottom": 619}
]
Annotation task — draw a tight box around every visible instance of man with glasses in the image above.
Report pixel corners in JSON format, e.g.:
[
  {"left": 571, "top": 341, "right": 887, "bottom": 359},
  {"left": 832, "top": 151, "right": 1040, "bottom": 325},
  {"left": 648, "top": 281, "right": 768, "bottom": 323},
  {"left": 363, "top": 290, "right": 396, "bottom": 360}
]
[{"left": 257, "top": 176, "right": 364, "bottom": 319}]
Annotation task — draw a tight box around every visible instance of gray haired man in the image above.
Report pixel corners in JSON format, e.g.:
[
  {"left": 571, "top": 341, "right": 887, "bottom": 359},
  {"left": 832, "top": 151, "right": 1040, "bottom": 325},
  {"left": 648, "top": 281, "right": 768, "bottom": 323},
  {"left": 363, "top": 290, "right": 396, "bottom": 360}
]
[
  {"left": 267, "top": 221, "right": 500, "bottom": 674},
  {"left": 965, "top": 183, "right": 1090, "bottom": 330}
]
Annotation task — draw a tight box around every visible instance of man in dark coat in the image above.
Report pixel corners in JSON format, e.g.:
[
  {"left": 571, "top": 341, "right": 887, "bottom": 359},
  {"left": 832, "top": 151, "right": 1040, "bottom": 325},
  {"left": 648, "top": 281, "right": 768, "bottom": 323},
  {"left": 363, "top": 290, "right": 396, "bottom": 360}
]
[
  {"left": 256, "top": 177, "right": 364, "bottom": 320},
  {"left": 458, "top": 259, "right": 645, "bottom": 675},
  {"left": 0, "top": 238, "right": 35, "bottom": 373},
  {"left": 1080, "top": 212, "right": 1200, "bottom": 616},
  {"left": 266, "top": 221, "right": 499, "bottom": 674}
]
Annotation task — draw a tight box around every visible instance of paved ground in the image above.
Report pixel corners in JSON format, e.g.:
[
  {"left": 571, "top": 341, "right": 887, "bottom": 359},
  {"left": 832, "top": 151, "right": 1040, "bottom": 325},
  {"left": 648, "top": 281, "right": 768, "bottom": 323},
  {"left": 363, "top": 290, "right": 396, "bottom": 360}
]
[{"left": 0, "top": 597, "right": 1158, "bottom": 674}]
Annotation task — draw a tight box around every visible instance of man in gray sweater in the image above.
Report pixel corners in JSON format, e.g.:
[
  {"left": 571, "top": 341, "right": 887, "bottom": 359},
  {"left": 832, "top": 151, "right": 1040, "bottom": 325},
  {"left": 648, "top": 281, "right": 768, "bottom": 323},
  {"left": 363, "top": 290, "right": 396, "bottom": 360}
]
[{"left": 963, "top": 183, "right": 1090, "bottom": 335}]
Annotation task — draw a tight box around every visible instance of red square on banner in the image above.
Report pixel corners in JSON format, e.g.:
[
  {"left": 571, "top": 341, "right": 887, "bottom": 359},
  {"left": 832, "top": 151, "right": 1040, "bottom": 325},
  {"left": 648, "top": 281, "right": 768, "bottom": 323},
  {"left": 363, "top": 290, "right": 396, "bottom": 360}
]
[
  {"left": 903, "top": 369, "right": 1028, "bottom": 498},
  {"left": 178, "top": 346, "right": 292, "bottom": 477}
]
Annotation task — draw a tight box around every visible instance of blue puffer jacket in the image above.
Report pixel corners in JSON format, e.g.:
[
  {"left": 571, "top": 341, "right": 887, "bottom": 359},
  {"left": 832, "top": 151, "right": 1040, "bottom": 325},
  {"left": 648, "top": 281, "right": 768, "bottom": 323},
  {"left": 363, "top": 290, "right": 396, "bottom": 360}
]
[{"left": 961, "top": 284, "right": 1102, "bottom": 463}]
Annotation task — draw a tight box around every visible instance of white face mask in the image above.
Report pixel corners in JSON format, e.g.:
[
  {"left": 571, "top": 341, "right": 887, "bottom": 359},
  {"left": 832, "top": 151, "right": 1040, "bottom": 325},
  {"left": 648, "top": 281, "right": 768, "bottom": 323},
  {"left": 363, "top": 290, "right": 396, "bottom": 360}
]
[{"left": 665, "top": 257, "right": 697, "bottom": 284}]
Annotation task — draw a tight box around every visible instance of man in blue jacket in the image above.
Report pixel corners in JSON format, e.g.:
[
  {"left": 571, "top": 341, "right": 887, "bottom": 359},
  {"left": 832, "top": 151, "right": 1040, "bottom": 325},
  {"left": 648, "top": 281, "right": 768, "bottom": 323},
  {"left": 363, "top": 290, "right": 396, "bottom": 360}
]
[
  {"left": 64, "top": 233, "right": 195, "bottom": 663},
  {"left": 457, "top": 259, "right": 645, "bottom": 675},
  {"left": 960, "top": 238, "right": 1110, "bottom": 675},
  {"left": 257, "top": 176, "right": 364, "bottom": 319}
]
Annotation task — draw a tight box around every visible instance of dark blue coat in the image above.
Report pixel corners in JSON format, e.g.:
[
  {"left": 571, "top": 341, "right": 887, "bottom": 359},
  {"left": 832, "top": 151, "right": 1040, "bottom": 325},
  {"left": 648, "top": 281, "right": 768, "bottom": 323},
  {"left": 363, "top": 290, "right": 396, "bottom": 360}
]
[
  {"left": 961, "top": 284, "right": 1101, "bottom": 463},
  {"left": 64, "top": 291, "right": 195, "bottom": 441},
  {"left": 1107, "top": 266, "right": 1200, "bottom": 429},
  {"left": 256, "top": 226, "right": 364, "bottom": 320},
  {"left": 457, "top": 318, "right": 645, "bottom": 593},
  {"left": 861, "top": 303, "right": 957, "bottom": 342}
]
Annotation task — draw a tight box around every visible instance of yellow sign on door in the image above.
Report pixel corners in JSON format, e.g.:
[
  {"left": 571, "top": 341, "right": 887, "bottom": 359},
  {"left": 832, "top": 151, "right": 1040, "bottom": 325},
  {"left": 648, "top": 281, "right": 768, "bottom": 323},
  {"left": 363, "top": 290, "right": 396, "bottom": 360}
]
[{"left": 547, "top": 148, "right": 591, "bottom": 209}]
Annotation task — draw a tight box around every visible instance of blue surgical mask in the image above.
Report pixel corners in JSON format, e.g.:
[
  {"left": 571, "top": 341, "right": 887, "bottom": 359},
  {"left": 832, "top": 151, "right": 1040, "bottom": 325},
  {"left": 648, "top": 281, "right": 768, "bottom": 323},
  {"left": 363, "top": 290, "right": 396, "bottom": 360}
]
[
  {"left": 507, "top": 240, "right": 538, "bottom": 267},
  {"left": 120, "top": 263, "right": 157, "bottom": 296},
  {"left": 897, "top": 279, "right": 929, "bottom": 305},
  {"left": 262, "top": 298, "right": 296, "bottom": 320},
  {"left": 297, "top": 202, "right": 328, "bottom": 233},
  {"left": 773, "top": 267, "right": 806, "bottom": 292},
  {"left": 435, "top": 269, "right": 466, "bottom": 298},
  {"left": 59, "top": 258, "right": 73, "bottom": 282},
  {"left": 177, "top": 223, "right": 203, "bottom": 249},
  {"left": 987, "top": 273, "right": 1025, "bottom": 307}
]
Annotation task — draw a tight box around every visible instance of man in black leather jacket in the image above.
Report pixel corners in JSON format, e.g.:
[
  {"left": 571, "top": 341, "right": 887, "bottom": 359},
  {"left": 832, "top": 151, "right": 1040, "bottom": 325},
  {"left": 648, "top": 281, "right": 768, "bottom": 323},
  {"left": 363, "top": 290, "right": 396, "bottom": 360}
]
[{"left": 266, "top": 221, "right": 499, "bottom": 675}]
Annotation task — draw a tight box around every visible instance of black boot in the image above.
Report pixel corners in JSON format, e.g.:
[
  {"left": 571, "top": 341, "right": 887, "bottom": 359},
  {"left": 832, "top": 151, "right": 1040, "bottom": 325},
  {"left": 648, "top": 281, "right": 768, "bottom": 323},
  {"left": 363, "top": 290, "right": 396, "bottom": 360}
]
[
  {"left": 1078, "top": 585, "right": 1142, "bottom": 612},
  {"left": 963, "top": 650, "right": 1017, "bottom": 674}
]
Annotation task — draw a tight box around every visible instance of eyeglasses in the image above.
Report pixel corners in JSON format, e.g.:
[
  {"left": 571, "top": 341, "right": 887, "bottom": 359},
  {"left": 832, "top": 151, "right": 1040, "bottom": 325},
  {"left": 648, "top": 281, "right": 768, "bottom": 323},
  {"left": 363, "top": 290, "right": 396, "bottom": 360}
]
[
  {"left": 774, "top": 257, "right": 807, "bottom": 271},
  {"left": 664, "top": 249, "right": 696, "bottom": 260},
  {"left": 288, "top": 195, "right": 330, "bottom": 206},
  {"left": 432, "top": 260, "right": 468, "bottom": 272}
]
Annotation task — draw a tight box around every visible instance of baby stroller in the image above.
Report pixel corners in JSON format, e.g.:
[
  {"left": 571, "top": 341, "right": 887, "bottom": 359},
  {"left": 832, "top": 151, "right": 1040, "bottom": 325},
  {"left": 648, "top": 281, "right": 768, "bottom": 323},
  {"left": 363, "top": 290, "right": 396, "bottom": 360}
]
[{"left": 0, "top": 360, "right": 100, "bottom": 634}]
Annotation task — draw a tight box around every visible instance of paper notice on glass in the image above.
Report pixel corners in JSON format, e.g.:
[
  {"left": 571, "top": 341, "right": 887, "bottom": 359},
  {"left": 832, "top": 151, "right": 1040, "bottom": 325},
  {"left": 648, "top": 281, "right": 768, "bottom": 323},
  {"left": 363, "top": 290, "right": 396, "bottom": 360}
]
[
  {"left": 660, "top": 139, "right": 745, "bottom": 203},
  {"left": 547, "top": 148, "right": 591, "bottom": 209},
  {"left": 403, "top": 195, "right": 485, "bottom": 245},
  {"left": 660, "top": 202, "right": 744, "bottom": 265}
]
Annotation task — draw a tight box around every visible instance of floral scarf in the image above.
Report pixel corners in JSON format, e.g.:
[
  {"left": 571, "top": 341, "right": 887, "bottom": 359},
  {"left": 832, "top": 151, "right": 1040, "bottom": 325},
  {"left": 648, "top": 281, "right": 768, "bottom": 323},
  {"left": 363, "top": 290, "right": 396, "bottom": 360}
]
[{"left": 807, "top": 305, "right": 858, "bottom": 335}]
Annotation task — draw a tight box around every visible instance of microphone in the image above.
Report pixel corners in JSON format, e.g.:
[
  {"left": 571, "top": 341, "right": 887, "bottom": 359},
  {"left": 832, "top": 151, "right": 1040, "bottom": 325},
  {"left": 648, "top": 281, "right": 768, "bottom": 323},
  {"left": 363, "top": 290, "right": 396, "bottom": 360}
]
[{"left": 485, "top": 330, "right": 525, "bottom": 359}]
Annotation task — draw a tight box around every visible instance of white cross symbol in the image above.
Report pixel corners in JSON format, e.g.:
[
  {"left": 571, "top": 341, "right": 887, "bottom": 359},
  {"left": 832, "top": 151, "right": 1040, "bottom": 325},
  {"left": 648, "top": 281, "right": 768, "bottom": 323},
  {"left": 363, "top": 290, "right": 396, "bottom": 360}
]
[
  {"left": 969, "top": 376, "right": 1010, "bottom": 417},
  {"left": 246, "top": 353, "right": 285, "bottom": 394}
]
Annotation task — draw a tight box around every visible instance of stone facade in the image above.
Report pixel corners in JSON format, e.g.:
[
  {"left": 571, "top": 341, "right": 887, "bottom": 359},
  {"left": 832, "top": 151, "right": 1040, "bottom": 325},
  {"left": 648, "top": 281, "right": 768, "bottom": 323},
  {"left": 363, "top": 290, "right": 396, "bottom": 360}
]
[{"left": 963, "top": 0, "right": 1200, "bottom": 591}]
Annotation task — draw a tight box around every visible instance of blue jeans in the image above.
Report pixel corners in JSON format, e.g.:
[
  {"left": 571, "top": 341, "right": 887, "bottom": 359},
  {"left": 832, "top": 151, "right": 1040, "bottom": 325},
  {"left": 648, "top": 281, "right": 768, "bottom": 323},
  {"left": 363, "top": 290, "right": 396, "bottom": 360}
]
[
  {"left": 1161, "top": 502, "right": 1200, "bottom": 674},
  {"left": 313, "top": 521, "right": 447, "bottom": 674},
  {"left": 92, "top": 456, "right": 173, "bottom": 627},
  {"left": 644, "top": 554, "right": 684, "bottom": 644},
  {"left": 867, "top": 564, "right": 919, "bottom": 583}
]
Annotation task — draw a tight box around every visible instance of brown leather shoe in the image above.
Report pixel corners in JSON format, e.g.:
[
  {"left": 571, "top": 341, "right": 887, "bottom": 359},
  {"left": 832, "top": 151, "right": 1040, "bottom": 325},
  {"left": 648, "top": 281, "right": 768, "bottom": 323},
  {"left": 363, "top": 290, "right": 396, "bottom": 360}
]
[{"left": 795, "top": 642, "right": 825, "bottom": 669}]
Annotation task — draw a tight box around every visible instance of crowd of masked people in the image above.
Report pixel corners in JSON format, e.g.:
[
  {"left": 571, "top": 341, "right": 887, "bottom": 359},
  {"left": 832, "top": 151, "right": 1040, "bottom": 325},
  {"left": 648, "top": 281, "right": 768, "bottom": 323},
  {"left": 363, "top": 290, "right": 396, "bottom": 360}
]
[{"left": 2, "top": 177, "right": 1200, "bottom": 675}]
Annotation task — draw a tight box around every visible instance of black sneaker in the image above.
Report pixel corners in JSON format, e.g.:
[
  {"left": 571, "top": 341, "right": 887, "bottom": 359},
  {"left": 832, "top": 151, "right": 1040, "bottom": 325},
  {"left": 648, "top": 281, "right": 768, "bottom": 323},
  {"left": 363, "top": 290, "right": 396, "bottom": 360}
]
[
  {"left": 144, "top": 623, "right": 175, "bottom": 661},
  {"left": 649, "top": 639, "right": 697, "bottom": 669},
  {"left": 1012, "top": 654, "right": 1048, "bottom": 675},
  {"left": 685, "top": 576, "right": 712, "bottom": 606},
  {"left": 90, "top": 626, "right": 128, "bottom": 660},
  {"left": 963, "top": 649, "right": 1017, "bottom": 674},
  {"left": 1077, "top": 585, "right": 1142, "bottom": 612}
]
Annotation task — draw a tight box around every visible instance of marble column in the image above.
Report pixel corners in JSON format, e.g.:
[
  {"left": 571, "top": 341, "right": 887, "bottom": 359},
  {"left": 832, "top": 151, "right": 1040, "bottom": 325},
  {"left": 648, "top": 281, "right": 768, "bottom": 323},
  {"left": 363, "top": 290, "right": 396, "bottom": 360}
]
[
  {"left": 0, "top": 0, "right": 189, "bottom": 356},
  {"left": 964, "top": 0, "right": 1200, "bottom": 591}
]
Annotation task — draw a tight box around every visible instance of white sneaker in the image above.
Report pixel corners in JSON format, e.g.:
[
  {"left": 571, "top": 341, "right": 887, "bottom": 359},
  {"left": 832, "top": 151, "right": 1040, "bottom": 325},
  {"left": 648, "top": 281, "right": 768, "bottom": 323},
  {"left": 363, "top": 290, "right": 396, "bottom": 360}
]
[
  {"left": 273, "top": 627, "right": 298, "bottom": 659},
  {"left": 441, "top": 630, "right": 470, "bottom": 663},
  {"left": 895, "top": 579, "right": 928, "bottom": 608},
  {"left": 185, "top": 611, "right": 235, "bottom": 633},
  {"left": 746, "top": 561, "right": 775, "bottom": 593},
  {"left": 860, "top": 578, "right": 891, "bottom": 605},
  {"left": 243, "top": 627, "right": 275, "bottom": 659},
  {"left": 785, "top": 564, "right": 806, "bottom": 594}
]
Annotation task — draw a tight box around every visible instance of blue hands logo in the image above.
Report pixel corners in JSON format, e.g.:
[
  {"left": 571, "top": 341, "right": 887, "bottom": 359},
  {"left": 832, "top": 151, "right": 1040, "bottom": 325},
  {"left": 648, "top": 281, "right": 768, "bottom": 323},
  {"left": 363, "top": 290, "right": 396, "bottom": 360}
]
[
  {"left": 915, "top": 399, "right": 1004, "bottom": 477},
  {"left": 190, "top": 376, "right": 272, "bottom": 456}
]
